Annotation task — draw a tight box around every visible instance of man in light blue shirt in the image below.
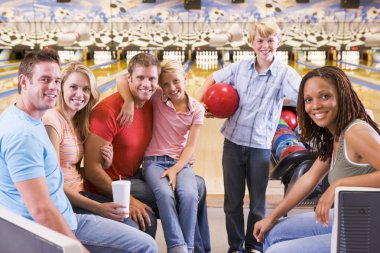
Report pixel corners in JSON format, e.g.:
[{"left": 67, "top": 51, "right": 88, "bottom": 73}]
[{"left": 198, "top": 19, "right": 301, "bottom": 253}]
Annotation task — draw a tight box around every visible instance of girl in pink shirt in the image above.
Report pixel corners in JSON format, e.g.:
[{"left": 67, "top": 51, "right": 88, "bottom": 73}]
[{"left": 118, "top": 60, "right": 205, "bottom": 253}]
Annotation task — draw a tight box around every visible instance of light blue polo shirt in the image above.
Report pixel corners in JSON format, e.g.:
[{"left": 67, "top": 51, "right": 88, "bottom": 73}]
[
  {"left": 0, "top": 105, "right": 77, "bottom": 230},
  {"left": 213, "top": 57, "right": 301, "bottom": 149}
]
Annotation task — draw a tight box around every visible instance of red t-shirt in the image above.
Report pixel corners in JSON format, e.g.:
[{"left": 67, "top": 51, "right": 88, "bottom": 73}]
[{"left": 84, "top": 93, "right": 153, "bottom": 192}]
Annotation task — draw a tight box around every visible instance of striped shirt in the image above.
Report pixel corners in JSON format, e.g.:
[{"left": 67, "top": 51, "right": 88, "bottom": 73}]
[
  {"left": 213, "top": 57, "right": 301, "bottom": 149},
  {"left": 43, "top": 109, "right": 84, "bottom": 193}
]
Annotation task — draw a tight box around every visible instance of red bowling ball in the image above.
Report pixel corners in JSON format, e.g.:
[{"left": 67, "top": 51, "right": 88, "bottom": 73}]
[
  {"left": 204, "top": 83, "right": 239, "bottom": 118},
  {"left": 280, "top": 109, "right": 298, "bottom": 130}
]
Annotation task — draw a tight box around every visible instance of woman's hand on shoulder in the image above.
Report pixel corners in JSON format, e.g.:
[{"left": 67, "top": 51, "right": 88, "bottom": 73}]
[
  {"left": 100, "top": 144, "right": 113, "bottom": 169},
  {"left": 117, "top": 100, "right": 134, "bottom": 127}
]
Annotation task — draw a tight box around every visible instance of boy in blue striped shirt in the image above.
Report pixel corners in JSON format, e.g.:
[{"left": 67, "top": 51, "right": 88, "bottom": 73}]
[{"left": 198, "top": 19, "right": 301, "bottom": 253}]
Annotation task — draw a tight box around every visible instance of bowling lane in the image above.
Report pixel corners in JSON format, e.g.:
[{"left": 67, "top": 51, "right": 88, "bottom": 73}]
[
  {"left": 0, "top": 61, "right": 21, "bottom": 93},
  {"left": 92, "top": 60, "right": 127, "bottom": 85},
  {"left": 0, "top": 60, "right": 128, "bottom": 113},
  {"left": 336, "top": 62, "right": 380, "bottom": 82},
  {"left": 96, "top": 60, "right": 129, "bottom": 99},
  {"left": 186, "top": 61, "right": 221, "bottom": 98},
  {"left": 352, "top": 84, "right": 380, "bottom": 122},
  {"left": 361, "top": 60, "right": 380, "bottom": 69},
  {"left": 298, "top": 60, "right": 380, "bottom": 84},
  {"left": 0, "top": 75, "right": 18, "bottom": 94},
  {"left": 0, "top": 60, "right": 20, "bottom": 68},
  {"left": 0, "top": 66, "right": 19, "bottom": 74}
]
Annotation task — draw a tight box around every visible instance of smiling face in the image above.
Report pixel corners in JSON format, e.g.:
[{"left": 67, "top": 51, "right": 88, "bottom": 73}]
[
  {"left": 303, "top": 76, "right": 339, "bottom": 133},
  {"left": 127, "top": 64, "right": 158, "bottom": 107},
  {"left": 19, "top": 61, "right": 61, "bottom": 118},
  {"left": 160, "top": 71, "right": 186, "bottom": 102},
  {"left": 62, "top": 71, "right": 91, "bottom": 117},
  {"left": 250, "top": 32, "right": 280, "bottom": 63}
]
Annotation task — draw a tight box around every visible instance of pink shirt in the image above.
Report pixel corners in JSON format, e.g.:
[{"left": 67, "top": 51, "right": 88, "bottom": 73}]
[
  {"left": 43, "top": 109, "right": 84, "bottom": 193},
  {"left": 145, "top": 89, "right": 205, "bottom": 163}
]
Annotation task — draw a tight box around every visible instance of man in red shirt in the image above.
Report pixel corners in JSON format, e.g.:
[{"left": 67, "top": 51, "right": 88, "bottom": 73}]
[{"left": 83, "top": 53, "right": 210, "bottom": 252}]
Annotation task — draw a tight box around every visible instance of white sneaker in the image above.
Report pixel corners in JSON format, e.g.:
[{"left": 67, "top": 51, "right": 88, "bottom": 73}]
[{"left": 248, "top": 250, "right": 261, "bottom": 253}]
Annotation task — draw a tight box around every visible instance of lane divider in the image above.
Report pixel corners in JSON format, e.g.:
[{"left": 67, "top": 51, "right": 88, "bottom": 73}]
[
  {"left": 0, "top": 72, "right": 18, "bottom": 80},
  {"left": 0, "top": 63, "right": 20, "bottom": 69},
  {"left": 98, "top": 80, "right": 116, "bottom": 93},
  {"left": 93, "top": 68, "right": 129, "bottom": 94},
  {"left": 336, "top": 60, "right": 380, "bottom": 73},
  {"left": 89, "top": 60, "right": 118, "bottom": 70}
]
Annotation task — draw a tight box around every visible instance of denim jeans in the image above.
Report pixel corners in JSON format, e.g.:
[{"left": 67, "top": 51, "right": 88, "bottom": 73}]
[
  {"left": 132, "top": 170, "right": 211, "bottom": 253},
  {"left": 143, "top": 156, "right": 199, "bottom": 253},
  {"left": 264, "top": 210, "right": 333, "bottom": 253},
  {"left": 79, "top": 170, "right": 211, "bottom": 252},
  {"left": 193, "top": 174, "right": 211, "bottom": 253},
  {"left": 223, "top": 139, "right": 270, "bottom": 253},
  {"left": 73, "top": 191, "right": 156, "bottom": 237},
  {"left": 75, "top": 213, "right": 157, "bottom": 253}
]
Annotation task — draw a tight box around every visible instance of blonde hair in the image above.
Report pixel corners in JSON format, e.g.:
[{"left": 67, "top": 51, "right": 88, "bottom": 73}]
[
  {"left": 57, "top": 62, "right": 99, "bottom": 141},
  {"left": 248, "top": 19, "right": 282, "bottom": 44},
  {"left": 158, "top": 60, "right": 185, "bottom": 87}
]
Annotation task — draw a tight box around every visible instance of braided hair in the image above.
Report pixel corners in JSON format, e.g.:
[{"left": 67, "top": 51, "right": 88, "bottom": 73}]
[{"left": 297, "top": 66, "right": 379, "bottom": 161}]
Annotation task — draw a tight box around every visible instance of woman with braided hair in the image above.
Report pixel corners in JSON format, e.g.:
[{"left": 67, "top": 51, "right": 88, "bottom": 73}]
[{"left": 253, "top": 66, "right": 380, "bottom": 253}]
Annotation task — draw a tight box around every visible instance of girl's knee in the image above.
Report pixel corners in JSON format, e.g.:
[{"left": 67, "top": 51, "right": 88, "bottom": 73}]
[
  {"left": 156, "top": 189, "right": 176, "bottom": 204},
  {"left": 178, "top": 190, "right": 198, "bottom": 205}
]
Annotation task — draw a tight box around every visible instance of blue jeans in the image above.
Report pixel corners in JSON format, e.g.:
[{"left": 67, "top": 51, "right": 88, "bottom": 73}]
[
  {"left": 130, "top": 169, "right": 211, "bottom": 252},
  {"left": 75, "top": 213, "right": 157, "bottom": 253},
  {"left": 264, "top": 210, "right": 333, "bottom": 253},
  {"left": 79, "top": 170, "right": 211, "bottom": 252},
  {"left": 223, "top": 138, "right": 270, "bottom": 252},
  {"left": 73, "top": 191, "right": 156, "bottom": 237},
  {"left": 143, "top": 156, "right": 199, "bottom": 253},
  {"left": 193, "top": 174, "right": 211, "bottom": 253}
]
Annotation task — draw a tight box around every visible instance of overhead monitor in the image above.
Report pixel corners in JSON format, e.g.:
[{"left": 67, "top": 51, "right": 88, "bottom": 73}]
[
  {"left": 184, "top": 0, "right": 201, "bottom": 10},
  {"left": 341, "top": 0, "right": 360, "bottom": 8}
]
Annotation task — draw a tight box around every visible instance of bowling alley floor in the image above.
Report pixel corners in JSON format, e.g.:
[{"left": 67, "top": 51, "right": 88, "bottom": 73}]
[{"left": 155, "top": 180, "right": 312, "bottom": 252}]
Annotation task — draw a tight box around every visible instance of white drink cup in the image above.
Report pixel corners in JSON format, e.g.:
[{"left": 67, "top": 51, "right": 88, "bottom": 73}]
[{"left": 112, "top": 180, "right": 130, "bottom": 218}]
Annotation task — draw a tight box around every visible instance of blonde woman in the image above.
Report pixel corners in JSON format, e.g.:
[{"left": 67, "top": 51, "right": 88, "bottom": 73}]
[{"left": 43, "top": 62, "right": 157, "bottom": 252}]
